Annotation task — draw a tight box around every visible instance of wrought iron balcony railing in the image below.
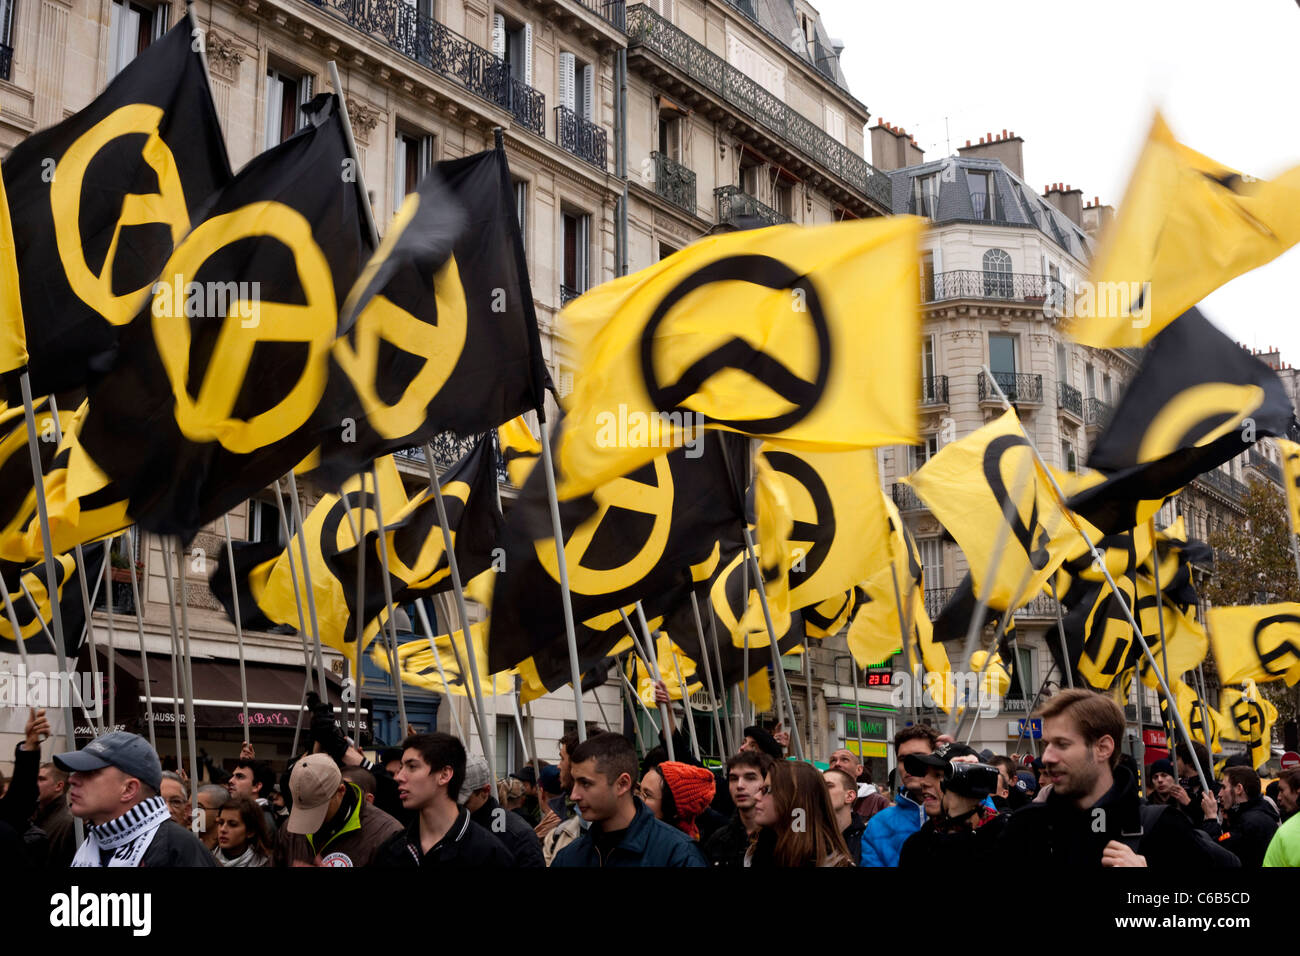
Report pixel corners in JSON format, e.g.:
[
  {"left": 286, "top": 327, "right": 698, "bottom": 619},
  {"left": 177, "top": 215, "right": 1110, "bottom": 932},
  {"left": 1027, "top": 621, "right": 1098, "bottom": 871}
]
[
  {"left": 571, "top": 0, "right": 627, "bottom": 31},
  {"left": 1057, "top": 381, "right": 1082, "bottom": 417},
  {"left": 924, "top": 586, "right": 956, "bottom": 620},
  {"left": 651, "top": 150, "right": 695, "bottom": 215},
  {"left": 921, "top": 270, "right": 1068, "bottom": 308},
  {"left": 1195, "top": 467, "right": 1247, "bottom": 502},
  {"left": 1083, "top": 397, "right": 1112, "bottom": 429},
  {"left": 978, "top": 371, "right": 1043, "bottom": 405},
  {"left": 0, "top": 44, "right": 11, "bottom": 83},
  {"left": 1014, "top": 593, "right": 1060, "bottom": 618},
  {"left": 626, "top": 4, "right": 890, "bottom": 210},
  {"left": 395, "top": 431, "right": 510, "bottom": 484},
  {"left": 1247, "top": 451, "right": 1283, "bottom": 485},
  {"left": 891, "top": 482, "right": 926, "bottom": 514},
  {"left": 304, "top": 0, "right": 546, "bottom": 136},
  {"left": 560, "top": 284, "right": 582, "bottom": 306},
  {"left": 715, "top": 185, "right": 789, "bottom": 228},
  {"left": 555, "top": 106, "right": 607, "bottom": 171},
  {"left": 920, "top": 375, "right": 948, "bottom": 406}
]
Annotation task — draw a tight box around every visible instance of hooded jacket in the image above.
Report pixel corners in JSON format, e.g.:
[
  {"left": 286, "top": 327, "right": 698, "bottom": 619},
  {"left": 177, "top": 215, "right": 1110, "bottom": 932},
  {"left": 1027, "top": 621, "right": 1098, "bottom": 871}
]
[
  {"left": 275, "top": 782, "right": 404, "bottom": 867},
  {"left": 1202, "top": 795, "right": 1280, "bottom": 868},
  {"left": 552, "top": 797, "right": 707, "bottom": 867},
  {"left": 859, "top": 789, "right": 925, "bottom": 867},
  {"left": 997, "top": 763, "right": 1228, "bottom": 868}
]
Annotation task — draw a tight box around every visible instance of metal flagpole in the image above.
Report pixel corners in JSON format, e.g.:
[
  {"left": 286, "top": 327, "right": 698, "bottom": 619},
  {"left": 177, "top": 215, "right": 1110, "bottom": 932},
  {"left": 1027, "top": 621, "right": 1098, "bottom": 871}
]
[
  {"left": 337, "top": 483, "right": 367, "bottom": 749},
  {"left": 157, "top": 539, "right": 185, "bottom": 766},
  {"left": 982, "top": 367, "right": 1212, "bottom": 794},
  {"left": 412, "top": 598, "right": 464, "bottom": 739},
  {"left": 508, "top": 691, "right": 533, "bottom": 781},
  {"left": 171, "top": 539, "right": 201, "bottom": 811},
  {"left": 615, "top": 653, "right": 660, "bottom": 733},
  {"left": 17, "top": 582, "right": 98, "bottom": 725},
  {"left": 618, "top": 656, "right": 648, "bottom": 755},
  {"left": 363, "top": 466, "right": 411, "bottom": 739},
  {"left": 588, "top": 682, "right": 614, "bottom": 732},
  {"left": 742, "top": 525, "right": 804, "bottom": 759},
  {"left": 889, "top": 564, "right": 921, "bottom": 728},
  {"left": 523, "top": 700, "right": 541, "bottom": 784},
  {"left": 421, "top": 446, "right": 494, "bottom": 779},
  {"left": 849, "top": 653, "right": 864, "bottom": 756},
  {"left": 222, "top": 514, "right": 251, "bottom": 740},
  {"left": 959, "top": 563, "right": 1034, "bottom": 746},
  {"left": 1148, "top": 516, "right": 1177, "bottom": 746},
  {"left": 620, "top": 607, "right": 673, "bottom": 759},
  {"left": 1048, "top": 575, "right": 1074, "bottom": 689},
  {"left": 690, "top": 592, "right": 727, "bottom": 758},
  {"left": 286, "top": 471, "right": 330, "bottom": 697},
  {"left": 702, "top": 604, "right": 736, "bottom": 754},
  {"left": 271, "top": 479, "right": 318, "bottom": 690},
  {"left": 537, "top": 417, "right": 587, "bottom": 742},
  {"left": 103, "top": 541, "right": 117, "bottom": 729},
  {"left": 1012, "top": 663, "right": 1059, "bottom": 756},
  {"left": 667, "top": 644, "right": 701, "bottom": 761},
  {"left": 123, "top": 530, "right": 155, "bottom": 749},
  {"left": 803, "top": 637, "right": 816, "bottom": 760}
]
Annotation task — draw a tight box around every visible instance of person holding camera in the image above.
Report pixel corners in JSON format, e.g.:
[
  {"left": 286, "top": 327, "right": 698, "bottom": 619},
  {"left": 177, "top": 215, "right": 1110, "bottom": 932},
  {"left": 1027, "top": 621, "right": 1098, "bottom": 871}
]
[{"left": 897, "top": 743, "right": 1007, "bottom": 869}]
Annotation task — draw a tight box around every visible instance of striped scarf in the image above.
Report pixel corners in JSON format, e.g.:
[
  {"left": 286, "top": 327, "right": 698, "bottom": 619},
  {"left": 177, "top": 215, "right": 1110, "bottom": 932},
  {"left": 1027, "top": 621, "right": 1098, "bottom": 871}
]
[{"left": 71, "top": 795, "right": 170, "bottom": 867}]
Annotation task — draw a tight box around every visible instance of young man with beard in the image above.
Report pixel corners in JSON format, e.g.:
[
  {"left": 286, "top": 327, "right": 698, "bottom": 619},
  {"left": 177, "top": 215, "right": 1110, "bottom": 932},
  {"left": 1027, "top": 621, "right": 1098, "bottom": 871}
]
[
  {"left": 997, "top": 690, "right": 1226, "bottom": 867},
  {"left": 703, "top": 750, "right": 774, "bottom": 866},
  {"left": 898, "top": 744, "right": 1006, "bottom": 869},
  {"left": 1200, "top": 766, "right": 1279, "bottom": 867},
  {"left": 860, "top": 724, "right": 938, "bottom": 866}
]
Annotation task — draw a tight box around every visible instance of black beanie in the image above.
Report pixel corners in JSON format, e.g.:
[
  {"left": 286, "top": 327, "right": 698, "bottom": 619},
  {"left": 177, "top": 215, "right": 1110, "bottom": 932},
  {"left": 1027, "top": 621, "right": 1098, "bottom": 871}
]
[{"left": 743, "top": 725, "right": 783, "bottom": 760}]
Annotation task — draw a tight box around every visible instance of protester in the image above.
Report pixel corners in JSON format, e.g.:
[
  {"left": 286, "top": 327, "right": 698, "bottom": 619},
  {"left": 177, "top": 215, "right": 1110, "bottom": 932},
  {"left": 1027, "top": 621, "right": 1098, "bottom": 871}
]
[
  {"left": 33, "top": 762, "right": 76, "bottom": 867},
  {"left": 552, "top": 732, "right": 706, "bottom": 867},
  {"left": 537, "top": 729, "right": 581, "bottom": 840},
  {"left": 512, "top": 765, "right": 542, "bottom": 826},
  {"left": 54, "top": 730, "right": 215, "bottom": 867},
  {"left": 1264, "top": 809, "right": 1300, "bottom": 867},
  {"left": 643, "top": 760, "right": 716, "bottom": 841},
  {"left": 823, "top": 766, "right": 865, "bottom": 862},
  {"left": 1146, "top": 759, "right": 1178, "bottom": 805},
  {"left": 2, "top": 710, "right": 50, "bottom": 867},
  {"left": 1200, "top": 766, "right": 1279, "bottom": 867},
  {"left": 194, "top": 784, "right": 229, "bottom": 853},
  {"left": 375, "top": 733, "right": 514, "bottom": 867},
  {"left": 214, "top": 796, "right": 274, "bottom": 867},
  {"left": 499, "top": 776, "right": 526, "bottom": 814},
  {"left": 277, "top": 752, "right": 403, "bottom": 867},
  {"left": 160, "top": 770, "right": 191, "bottom": 827},
  {"left": 459, "top": 754, "right": 544, "bottom": 867},
  {"left": 703, "top": 750, "right": 774, "bottom": 867},
  {"left": 1172, "top": 740, "right": 1214, "bottom": 825},
  {"left": 1275, "top": 768, "right": 1300, "bottom": 821},
  {"left": 748, "top": 760, "right": 852, "bottom": 867},
  {"left": 828, "top": 747, "right": 891, "bottom": 819},
  {"left": 740, "top": 725, "right": 784, "bottom": 761},
  {"left": 860, "top": 724, "right": 938, "bottom": 866},
  {"left": 342, "top": 766, "right": 377, "bottom": 804},
  {"left": 898, "top": 744, "right": 1007, "bottom": 868},
  {"left": 996, "top": 690, "right": 1231, "bottom": 867}
]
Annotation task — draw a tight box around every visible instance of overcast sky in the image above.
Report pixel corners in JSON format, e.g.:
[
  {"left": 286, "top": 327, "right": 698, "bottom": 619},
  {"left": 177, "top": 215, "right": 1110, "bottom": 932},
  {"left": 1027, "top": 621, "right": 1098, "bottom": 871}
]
[{"left": 816, "top": 0, "right": 1300, "bottom": 361}]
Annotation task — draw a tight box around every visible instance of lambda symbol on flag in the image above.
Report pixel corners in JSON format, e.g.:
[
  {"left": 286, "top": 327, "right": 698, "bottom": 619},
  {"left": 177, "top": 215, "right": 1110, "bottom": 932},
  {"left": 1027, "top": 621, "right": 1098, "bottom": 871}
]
[
  {"left": 982, "top": 435, "right": 1051, "bottom": 571},
  {"left": 763, "top": 449, "right": 834, "bottom": 586},
  {"left": 637, "top": 254, "right": 832, "bottom": 432},
  {"left": 1250, "top": 614, "right": 1300, "bottom": 678}
]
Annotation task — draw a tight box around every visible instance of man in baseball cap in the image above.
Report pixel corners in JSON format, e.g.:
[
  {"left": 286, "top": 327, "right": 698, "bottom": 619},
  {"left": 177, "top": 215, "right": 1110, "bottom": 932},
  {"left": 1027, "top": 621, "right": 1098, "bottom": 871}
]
[
  {"left": 274, "top": 752, "right": 402, "bottom": 867},
  {"left": 54, "top": 731, "right": 215, "bottom": 867}
]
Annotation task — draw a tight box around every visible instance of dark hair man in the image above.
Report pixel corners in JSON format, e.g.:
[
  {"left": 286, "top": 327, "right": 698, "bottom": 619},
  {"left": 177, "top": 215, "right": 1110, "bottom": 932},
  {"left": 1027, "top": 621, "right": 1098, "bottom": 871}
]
[
  {"left": 1201, "top": 765, "right": 1279, "bottom": 867},
  {"left": 33, "top": 762, "right": 76, "bottom": 867},
  {"left": 375, "top": 734, "right": 513, "bottom": 867},
  {"left": 740, "top": 725, "right": 784, "bottom": 761},
  {"left": 277, "top": 753, "right": 403, "bottom": 867},
  {"left": 823, "top": 767, "right": 865, "bottom": 862},
  {"left": 1171, "top": 739, "right": 1214, "bottom": 824},
  {"left": 997, "top": 690, "right": 1229, "bottom": 867},
  {"left": 703, "top": 750, "right": 774, "bottom": 867},
  {"left": 1276, "top": 768, "right": 1300, "bottom": 820},
  {"left": 898, "top": 744, "right": 1006, "bottom": 868},
  {"left": 55, "top": 730, "right": 215, "bottom": 867},
  {"left": 459, "top": 754, "right": 544, "bottom": 867},
  {"left": 860, "top": 724, "right": 938, "bottom": 866},
  {"left": 229, "top": 749, "right": 278, "bottom": 835},
  {"left": 552, "top": 733, "right": 705, "bottom": 867}
]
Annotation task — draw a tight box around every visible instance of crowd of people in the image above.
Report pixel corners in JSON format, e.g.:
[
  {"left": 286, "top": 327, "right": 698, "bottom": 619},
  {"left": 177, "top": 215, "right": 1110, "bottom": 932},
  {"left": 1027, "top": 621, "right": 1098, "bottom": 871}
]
[{"left": 1, "top": 686, "right": 1297, "bottom": 868}]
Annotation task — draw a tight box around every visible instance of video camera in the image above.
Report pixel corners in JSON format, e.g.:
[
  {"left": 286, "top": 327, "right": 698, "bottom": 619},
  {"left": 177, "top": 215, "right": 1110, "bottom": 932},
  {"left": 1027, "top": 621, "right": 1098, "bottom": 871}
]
[{"left": 942, "top": 761, "right": 1001, "bottom": 798}]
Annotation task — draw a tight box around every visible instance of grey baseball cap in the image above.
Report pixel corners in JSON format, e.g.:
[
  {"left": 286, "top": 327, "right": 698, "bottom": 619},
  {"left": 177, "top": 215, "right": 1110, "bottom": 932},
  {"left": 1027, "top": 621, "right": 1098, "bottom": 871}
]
[
  {"left": 54, "top": 731, "right": 163, "bottom": 793},
  {"left": 458, "top": 754, "right": 491, "bottom": 806}
]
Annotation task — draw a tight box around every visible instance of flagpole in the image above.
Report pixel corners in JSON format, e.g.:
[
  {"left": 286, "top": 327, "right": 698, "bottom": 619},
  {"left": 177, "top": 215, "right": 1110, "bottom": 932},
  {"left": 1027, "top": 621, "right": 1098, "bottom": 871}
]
[
  {"left": 348, "top": 479, "right": 366, "bottom": 749},
  {"left": 420, "top": 446, "right": 494, "bottom": 779},
  {"left": 667, "top": 643, "right": 702, "bottom": 762},
  {"left": 742, "top": 525, "right": 805, "bottom": 760},
  {"left": 222, "top": 513, "right": 250, "bottom": 741},
  {"left": 363, "top": 466, "right": 412, "bottom": 741},
  {"left": 285, "top": 471, "right": 330, "bottom": 700},
  {"left": 619, "top": 606, "right": 673, "bottom": 759},
  {"left": 690, "top": 591, "right": 727, "bottom": 758},
  {"left": 523, "top": 699, "right": 541, "bottom": 784},
  {"left": 888, "top": 564, "right": 921, "bottom": 728},
  {"left": 704, "top": 605, "right": 737, "bottom": 754},
  {"left": 412, "top": 597, "right": 465, "bottom": 740},
  {"left": 123, "top": 529, "right": 155, "bottom": 750},
  {"left": 1148, "top": 516, "right": 1178, "bottom": 747},
  {"left": 270, "top": 479, "right": 318, "bottom": 693},
  {"left": 508, "top": 691, "right": 534, "bottom": 779},
  {"left": 17, "top": 582, "right": 98, "bottom": 725},
  {"left": 325, "top": 61, "right": 380, "bottom": 247},
  {"left": 803, "top": 636, "right": 815, "bottom": 760},
  {"left": 103, "top": 541, "right": 116, "bottom": 729},
  {"left": 618, "top": 654, "right": 649, "bottom": 755},
  {"left": 981, "top": 366, "right": 1212, "bottom": 795},
  {"left": 157, "top": 536, "right": 185, "bottom": 766},
  {"left": 589, "top": 683, "right": 613, "bottom": 733},
  {"left": 171, "top": 538, "right": 201, "bottom": 810},
  {"left": 849, "top": 652, "right": 864, "bottom": 757},
  {"left": 536, "top": 417, "right": 588, "bottom": 744},
  {"left": 1048, "top": 575, "right": 1074, "bottom": 689},
  {"left": 1012, "top": 663, "right": 1059, "bottom": 757},
  {"left": 958, "top": 563, "right": 1033, "bottom": 746}
]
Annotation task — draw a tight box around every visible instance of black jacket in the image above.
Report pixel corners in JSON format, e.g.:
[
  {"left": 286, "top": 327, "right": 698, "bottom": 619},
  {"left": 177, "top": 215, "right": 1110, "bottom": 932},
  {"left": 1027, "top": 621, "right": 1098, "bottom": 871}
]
[
  {"left": 899, "top": 807, "right": 1006, "bottom": 869},
  {"left": 997, "top": 764, "right": 1227, "bottom": 868},
  {"left": 374, "top": 806, "right": 515, "bottom": 868},
  {"left": 1201, "top": 796, "right": 1279, "bottom": 868},
  {"left": 33, "top": 797, "right": 77, "bottom": 868},
  {"left": 702, "top": 812, "right": 750, "bottom": 867},
  {"left": 841, "top": 812, "right": 866, "bottom": 865},
  {"left": 1, "top": 743, "right": 39, "bottom": 834},
  {"left": 137, "top": 820, "right": 220, "bottom": 867},
  {"left": 471, "top": 796, "right": 544, "bottom": 867}
]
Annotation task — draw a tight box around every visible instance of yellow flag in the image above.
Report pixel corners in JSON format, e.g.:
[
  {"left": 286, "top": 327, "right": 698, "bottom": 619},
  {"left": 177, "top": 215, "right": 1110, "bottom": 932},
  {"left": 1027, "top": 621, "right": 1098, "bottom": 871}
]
[
  {"left": 1277, "top": 438, "right": 1300, "bottom": 532},
  {"left": 1133, "top": 577, "right": 1207, "bottom": 689},
  {"left": 1219, "top": 681, "right": 1278, "bottom": 770},
  {"left": 1206, "top": 603, "right": 1300, "bottom": 687},
  {"left": 371, "top": 621, "right": 515, "bottom": 696},
  {"left": 904, "top": 408, "right": 1074, "bottom": 610},
  {"left": 556, "top": 217, "right": 924, "bottom": 499},
  {"left": 1072, "top": 112, "right": 1300, "bottom": 348},
  {"left": 628, "top": 632, "right": 702, "bottom": 706},
  {"left": 498, "top": 414, "right": 541, "bottom": 488},
  {"left": 1161, "top": 678, "right": 1223, "bottom": 756},
  {"left": 846, "top": 493, "right": 915, "bottom": 668},
  {"left": 747, "top": 667, "right": 773, "bottom": 712},
  {"left": 0, "top": 162, "right": 28, "bottom": 376}
]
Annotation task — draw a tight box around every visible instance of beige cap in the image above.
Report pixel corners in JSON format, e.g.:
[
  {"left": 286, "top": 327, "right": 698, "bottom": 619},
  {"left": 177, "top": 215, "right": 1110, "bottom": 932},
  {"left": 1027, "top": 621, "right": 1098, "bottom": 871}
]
[{"left": 287, "top": 754, "right": 343, "bottom": 835}]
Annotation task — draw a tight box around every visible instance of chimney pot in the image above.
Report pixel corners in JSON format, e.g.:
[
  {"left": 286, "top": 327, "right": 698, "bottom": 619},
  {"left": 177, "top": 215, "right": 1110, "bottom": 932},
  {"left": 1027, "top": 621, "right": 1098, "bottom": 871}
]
[
  {"left": 1002, "top": 128, "right": 1008, "bottom": 138},
  {"left": 966, "top": 139, "right": 971, "bottom": 147}
]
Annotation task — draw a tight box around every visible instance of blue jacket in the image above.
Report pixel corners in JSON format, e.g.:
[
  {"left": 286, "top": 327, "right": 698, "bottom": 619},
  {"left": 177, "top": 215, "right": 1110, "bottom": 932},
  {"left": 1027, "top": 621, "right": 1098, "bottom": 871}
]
[
  {"left": 552, "top": 798, "right": 707, "bottom": 868},
  {"left": 860, "top": 790, "right": 925, "bottom": 867}
]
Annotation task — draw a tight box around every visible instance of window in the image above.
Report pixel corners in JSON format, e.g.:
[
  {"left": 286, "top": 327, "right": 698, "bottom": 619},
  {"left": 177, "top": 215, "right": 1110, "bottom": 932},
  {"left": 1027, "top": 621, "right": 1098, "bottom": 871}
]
[
  {"left": 739, "top": 155, "right": 761, "bottom": 197},
  {"left": 394, "top": 0, "right": 432, "bottom": 63},
  {"left": 109, "top": 0, "right": 165, "bottom": 77},
  {"left": 909, "top": 433, "right": 939, "bottom": 473},
  {"left": 658, "top": 242, "right": 677, "bottom": 261},
  {"left": 393, "top": 129, "right": 433, "bottom": 211},
  {"left": 967, "top": 170, "right": 994, "bottom": 220},
  {"left": 513, "top": 179, "right": 528, "bottom": 253},
  {"left": 1005, "top": 646, "right": 1034, "bottom": 702},
  {"left": 920, "top": 251, "right": 935, "bottom": 302},
  {"left": 773, "top": 181, "right": 793, "bottom": 219},
  {"left": 912, "top": 174, "right": 939, "bottom": 218},
  {"left": 922, "top": 335, "right": 936, "bottom": 383},
  {"left": 824, "top": 105, "right": 846, "bottom": 145},
  {"left": 265, "top": 66, "right": 313, "bottom": 149},
  {"left": 0, "top": 0, "right": 14, "bottom": 79},
  {"left": 562, "top": 208, "right": 590, "bottom": 295},
  {"left": 493, "top": 13, "right": 532, "bottom": 86},
  {"left": 1085, "top": 362, "right": 1096, "bottom": 399},
  {"left": 1056, "top": 342, "right": 1069, "bottom": 386},
  {"left": 982, "top": 248, "right": 1012, "bottom": 297},
  {"left": 249, "top": 498, "right": 288, "bottom": 547},
  {"left": 919, "top": 538, "right": 944, "bottom": 590},
  {"left": 558, "top": 51, "right": 594, "bottom": 121},
  {"left": 1061, "top": 439, "right": 1077, "bottom": 473},
  {"left": 989, "top": 333, "right": 1017, "bottom": 376},
  {"left": 658, "top": 110, "right": 683, "bottom": 162},
  {"left": 1102, "top": 373, "right": 1113, "bottom": 404}
]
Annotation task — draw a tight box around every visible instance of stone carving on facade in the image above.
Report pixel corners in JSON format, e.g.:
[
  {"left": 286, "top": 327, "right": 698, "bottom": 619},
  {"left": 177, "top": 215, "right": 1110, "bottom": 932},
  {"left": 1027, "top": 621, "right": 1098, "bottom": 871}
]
[
  {"left": 346, "top": 100, "right": 381, "bottom": 147},
  {"left": 206, "top": 30, "right": 245, "bottom": 83}
]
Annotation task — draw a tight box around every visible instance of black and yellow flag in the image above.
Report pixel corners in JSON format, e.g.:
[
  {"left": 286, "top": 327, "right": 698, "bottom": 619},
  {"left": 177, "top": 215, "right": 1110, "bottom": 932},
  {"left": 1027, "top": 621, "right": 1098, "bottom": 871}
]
[
  {"left": 0, "top": 15, "right": 231, "bottom": 395},
  {"left": 370, "top": 622, "right": 516, "bottom": 697},
  {"left": 0, "top": 543, "right": 106, "bottom": 656},
  {"left": 0, "top": 399, "right": 76, "bottom": 563},
  {"left": 1068, "top": 308, "right": 1295, "bottom": 534},
  {"left": 802, "top": 587, "right": 861, "bottom": 639},
  {"left": 1071, "top": 113, "right": 1300, "bottom": 349},
  {"left": 330, "top": 436, "right": 502, "bottom": 628},
  {"left": 0, "top": 160, "right": 26, "bottom": 377},
  {"left": 555, "top": 216, "right": 924, "bottom": 499},
  {"left": 487, "top": 430, "right": 747, "bottom": 674},
  {"left": 210, "top": 535, "right": 282, "bottom": 634},
  {"left": 498, "top": 414, "right": 541, "bottom": 487},
  {"left": 1159, "top": 678, "right": 1223, "bottom": 756},
  {"left": 1276, "top": 438, "right": 1300, "bottom": 532},
  {"left": 1206, "top": 603, "right": 1300, "bottom": 687},
  {"left": 314, "top": 147, "right": 547, "bottom": 485},
  {"left": 1219, "top": 681, "right": 1278, "bottom": 770},
  {"left": 77, "top": 94, "right": 373, "bottom": 538}
]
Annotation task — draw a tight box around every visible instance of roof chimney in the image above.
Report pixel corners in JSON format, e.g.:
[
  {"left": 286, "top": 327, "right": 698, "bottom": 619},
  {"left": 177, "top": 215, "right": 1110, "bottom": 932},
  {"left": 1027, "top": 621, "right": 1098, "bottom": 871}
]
[{"left": 957, "top": 128, "right": 1025, "bottom": 178}]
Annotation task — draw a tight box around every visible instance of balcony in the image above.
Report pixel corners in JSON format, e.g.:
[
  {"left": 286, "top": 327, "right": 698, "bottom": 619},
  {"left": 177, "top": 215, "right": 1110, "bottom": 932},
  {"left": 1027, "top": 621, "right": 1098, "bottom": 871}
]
[
  {"left": 626, "top": 4, "right": 891, "bottom": 211},
  {"left": 715, "top": 185, "right": 789, "bottom": 228},
  {"left": 920, "top": 375, "right": 948, "bottom": 406},
  {"left": 570, "top": 0, "right": 627, "bottom": 31},
  {"left": 1014, "top": 592, "right": 1060, "bottom": 618},
  {"left": 554, "top": 106, "right": 607, "bottom": 171},
  {"left": 0, "top": 44, "right": 10, "bottom": 83},
  {"left": 891, "top": 482, "right": 926, "bottom": 514},
  {"left": 978, "top": 371, "right": 1043, "bottom": 405},
  {"left": 1247, "top": 451, "right": 1283, "bottom": 485},
  {"left": 924, "top": 586, "right": 957, "bottom": 620},
  {"left": 304, "top": 0, "right": 546, "bottom": 136},
  {"left": 1057, "top": 381, "right": 1082, "bottom": 419},
  {"left": 559, "top": 284, "right": 582, "bottom": 306},
  {"left": 1083, "top": 397, "right": 1113, "bottom": 430},
  {"left": 650, "top": 150, "right": 696, "bottom": 215},
  {"left": 395, "top": 431, "right": 510, "bottom": 484},
  {"left": 921, "top": 270, "right": 1069, "bottom": 310},
  {"left": 1195, "top": 467, "right": 1247, "bottom": 503}
]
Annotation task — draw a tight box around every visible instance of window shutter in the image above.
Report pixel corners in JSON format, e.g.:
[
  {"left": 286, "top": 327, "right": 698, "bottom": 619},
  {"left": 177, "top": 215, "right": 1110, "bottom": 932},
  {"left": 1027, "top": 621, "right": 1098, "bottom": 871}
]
[
  {"left": 419, "top": 134, "right": 433, "bottom": 176},
  {"left": 558, "top": 52, "right": 575, "bottom": 112},
  {"left": 263, "top": 72, "right": 282, "bottom": 150},
  {"left": 393, "top": 134, "right": 406, "bottom": 213},
  {"left": 492, "top": 13, "right": 505, "bottom": 59},
  {"left": 582, "top": 64, "right": 595, "bottom": 121},
  {"left": 523, "top": 22, "right": 533, "bottom": 86}
]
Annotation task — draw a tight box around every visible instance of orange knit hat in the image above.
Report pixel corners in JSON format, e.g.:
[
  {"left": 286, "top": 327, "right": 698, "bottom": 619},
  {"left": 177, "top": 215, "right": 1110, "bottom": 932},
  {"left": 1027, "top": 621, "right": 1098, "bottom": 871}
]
[{"left": 657, "top": 761, "right": 716, "bottom": 839}]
